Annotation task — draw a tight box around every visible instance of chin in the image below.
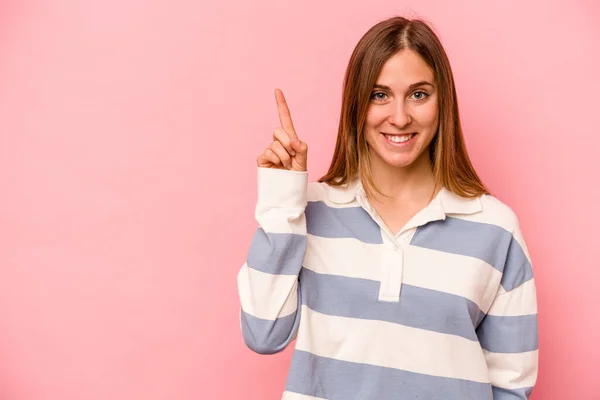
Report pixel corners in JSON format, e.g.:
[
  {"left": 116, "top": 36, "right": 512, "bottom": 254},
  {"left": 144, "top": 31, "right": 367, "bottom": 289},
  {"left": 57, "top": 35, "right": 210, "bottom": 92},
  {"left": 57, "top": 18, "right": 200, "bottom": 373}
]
[
  {"left": 374, "top": 147, "right": 430, "bottom": 170},
  {"left": 385, "top": 157, "right": 418, "bottom": 169}
]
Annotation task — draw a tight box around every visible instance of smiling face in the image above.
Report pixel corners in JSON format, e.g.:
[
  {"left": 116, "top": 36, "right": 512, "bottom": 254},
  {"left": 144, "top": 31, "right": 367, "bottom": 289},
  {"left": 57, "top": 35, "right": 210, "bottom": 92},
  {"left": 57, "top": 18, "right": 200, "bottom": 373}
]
[{"left": 364, "top": 49, "right": 439, "bottom": 172}]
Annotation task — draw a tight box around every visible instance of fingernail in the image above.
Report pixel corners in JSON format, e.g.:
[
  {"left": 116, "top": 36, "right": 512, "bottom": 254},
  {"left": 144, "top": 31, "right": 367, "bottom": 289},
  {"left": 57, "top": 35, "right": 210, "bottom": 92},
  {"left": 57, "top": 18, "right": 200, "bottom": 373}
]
[{"left": 290, "top": 150, "right": 296, "bottom": 156}]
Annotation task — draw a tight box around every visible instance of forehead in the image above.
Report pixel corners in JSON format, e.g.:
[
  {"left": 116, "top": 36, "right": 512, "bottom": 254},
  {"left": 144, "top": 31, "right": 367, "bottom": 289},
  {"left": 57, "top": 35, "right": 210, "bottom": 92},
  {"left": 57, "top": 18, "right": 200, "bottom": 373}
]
[{"left": 376, "top": 49, "right": 434, "bottom": 86}]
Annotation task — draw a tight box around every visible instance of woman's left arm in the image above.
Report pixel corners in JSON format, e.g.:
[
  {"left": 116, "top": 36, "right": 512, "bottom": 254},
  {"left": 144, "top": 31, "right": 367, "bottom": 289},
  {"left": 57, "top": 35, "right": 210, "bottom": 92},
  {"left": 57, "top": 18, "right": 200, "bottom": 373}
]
[{"left": 476, "top": 218, "right": 539, "bottom": 399}]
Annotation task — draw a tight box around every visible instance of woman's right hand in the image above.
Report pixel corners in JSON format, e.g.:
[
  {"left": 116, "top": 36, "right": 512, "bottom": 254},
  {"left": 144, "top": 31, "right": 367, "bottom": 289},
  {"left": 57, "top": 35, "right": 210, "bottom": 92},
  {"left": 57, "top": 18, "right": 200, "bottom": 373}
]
[{"left": 257, "top": 89, "right": 308, "bottom": 172}]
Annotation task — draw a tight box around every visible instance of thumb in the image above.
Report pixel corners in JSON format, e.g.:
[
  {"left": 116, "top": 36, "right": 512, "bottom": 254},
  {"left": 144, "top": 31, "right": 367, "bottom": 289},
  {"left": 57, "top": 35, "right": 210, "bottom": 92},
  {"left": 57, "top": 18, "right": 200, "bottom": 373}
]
[
  {"left": 290, "top": 137, "right": 308, "bottom": 171},
  {"left": 291, "top": 137, "right": 308, "bottom": 155}
]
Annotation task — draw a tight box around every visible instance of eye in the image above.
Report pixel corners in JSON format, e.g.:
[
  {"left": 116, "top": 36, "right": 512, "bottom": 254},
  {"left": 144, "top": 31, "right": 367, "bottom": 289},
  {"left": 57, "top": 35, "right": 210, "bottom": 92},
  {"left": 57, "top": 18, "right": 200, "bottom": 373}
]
[
  {"left": 411, "top": 90, "right": 429, "bottom": 101},
  {"left": 370, "top": 91, "right": 388, "bottom": 101}
]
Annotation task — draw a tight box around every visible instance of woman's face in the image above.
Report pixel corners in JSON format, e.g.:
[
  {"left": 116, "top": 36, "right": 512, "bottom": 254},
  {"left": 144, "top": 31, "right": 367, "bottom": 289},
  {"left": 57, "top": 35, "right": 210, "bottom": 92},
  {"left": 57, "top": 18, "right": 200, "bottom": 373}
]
[{"left": 364, "top": 49, "right": 439, "bottom": 170}]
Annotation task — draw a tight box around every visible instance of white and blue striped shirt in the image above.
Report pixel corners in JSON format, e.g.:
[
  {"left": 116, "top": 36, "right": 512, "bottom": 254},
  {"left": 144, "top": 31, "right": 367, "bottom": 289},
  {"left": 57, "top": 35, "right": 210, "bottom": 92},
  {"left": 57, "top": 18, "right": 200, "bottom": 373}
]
[{"left": 237, "top": 167, "right": 538, "bottom": 400}]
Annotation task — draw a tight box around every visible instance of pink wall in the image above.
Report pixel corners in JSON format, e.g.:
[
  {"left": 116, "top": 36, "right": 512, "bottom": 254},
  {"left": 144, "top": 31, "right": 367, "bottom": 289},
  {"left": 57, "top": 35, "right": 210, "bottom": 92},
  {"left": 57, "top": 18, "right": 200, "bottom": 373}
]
[{"left": 0, "top": 0, "right": 598, "bottom": 399}]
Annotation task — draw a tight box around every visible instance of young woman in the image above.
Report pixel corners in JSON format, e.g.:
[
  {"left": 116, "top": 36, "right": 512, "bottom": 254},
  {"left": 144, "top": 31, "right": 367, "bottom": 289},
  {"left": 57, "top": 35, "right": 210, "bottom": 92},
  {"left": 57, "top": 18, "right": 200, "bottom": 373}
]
[{"left": 237, "top": 16, "right": 538, "bottom": 400}]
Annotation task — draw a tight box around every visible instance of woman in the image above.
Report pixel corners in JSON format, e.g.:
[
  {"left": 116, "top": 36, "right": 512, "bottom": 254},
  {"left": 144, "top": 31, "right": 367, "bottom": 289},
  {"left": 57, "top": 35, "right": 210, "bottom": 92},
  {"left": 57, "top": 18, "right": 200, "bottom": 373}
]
[{"left": 237, "top": 16, "right": 538, "bottom": 400}]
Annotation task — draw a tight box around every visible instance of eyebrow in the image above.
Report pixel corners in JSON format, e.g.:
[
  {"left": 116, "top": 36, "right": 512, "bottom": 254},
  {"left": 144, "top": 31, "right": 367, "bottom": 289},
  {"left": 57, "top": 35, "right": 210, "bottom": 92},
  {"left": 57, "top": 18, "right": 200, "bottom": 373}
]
[{"left": 373, "top": 81, "right": 434, "bottom": 90}]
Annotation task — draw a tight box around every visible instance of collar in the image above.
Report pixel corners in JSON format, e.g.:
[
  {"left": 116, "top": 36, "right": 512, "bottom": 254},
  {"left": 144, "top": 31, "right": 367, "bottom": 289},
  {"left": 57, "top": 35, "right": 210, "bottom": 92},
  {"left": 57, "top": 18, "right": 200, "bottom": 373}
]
[{"left": 327, "top": 178, "right": 482, "bottom": 216}]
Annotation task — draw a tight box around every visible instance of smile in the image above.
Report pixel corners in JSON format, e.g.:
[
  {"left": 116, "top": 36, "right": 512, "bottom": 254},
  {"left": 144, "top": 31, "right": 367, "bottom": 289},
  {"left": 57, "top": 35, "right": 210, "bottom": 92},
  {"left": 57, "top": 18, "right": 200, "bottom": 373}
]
[{"left": 382, "top": 132, "right": 417, "bottom": 145}]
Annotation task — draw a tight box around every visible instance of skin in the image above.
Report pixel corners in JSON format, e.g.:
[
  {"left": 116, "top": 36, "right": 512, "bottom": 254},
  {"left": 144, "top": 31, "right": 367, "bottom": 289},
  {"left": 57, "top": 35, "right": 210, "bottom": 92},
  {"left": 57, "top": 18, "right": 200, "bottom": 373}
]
[
  {"left": 259, "top": 49, "right": 440, "bottom": 234},
  {"left": 365, "top": 49, "right": 439, "bottom": 184},
  {"left": 257, "top": 89, "right": 308, "bottom": 172},
  {"left": 364, "top": 49, "right": 441, "bottom": 234}
]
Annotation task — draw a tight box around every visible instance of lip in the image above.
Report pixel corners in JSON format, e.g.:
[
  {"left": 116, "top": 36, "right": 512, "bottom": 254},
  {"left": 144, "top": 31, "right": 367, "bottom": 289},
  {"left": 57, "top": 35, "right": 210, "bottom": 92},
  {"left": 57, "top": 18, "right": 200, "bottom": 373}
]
[{"left": 381, "top": 132, "right": 417, "bottom": 146}]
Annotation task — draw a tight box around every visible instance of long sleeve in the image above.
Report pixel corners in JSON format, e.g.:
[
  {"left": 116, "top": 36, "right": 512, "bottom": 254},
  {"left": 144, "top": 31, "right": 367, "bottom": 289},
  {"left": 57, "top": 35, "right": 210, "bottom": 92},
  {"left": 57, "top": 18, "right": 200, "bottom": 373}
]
[
  {"left": 237, "top": 167, "right": 308, "bottom": 354},
  {"left": 476, "top": 219, "right": 539, "bottom": 399}
]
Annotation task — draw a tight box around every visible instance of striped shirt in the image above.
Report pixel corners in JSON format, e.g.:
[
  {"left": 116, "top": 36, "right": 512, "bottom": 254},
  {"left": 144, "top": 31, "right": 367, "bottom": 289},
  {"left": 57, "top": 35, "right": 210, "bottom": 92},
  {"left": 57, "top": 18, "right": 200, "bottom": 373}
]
[{"left": 237, "top": 167, "right": 539, "bottom": 400}]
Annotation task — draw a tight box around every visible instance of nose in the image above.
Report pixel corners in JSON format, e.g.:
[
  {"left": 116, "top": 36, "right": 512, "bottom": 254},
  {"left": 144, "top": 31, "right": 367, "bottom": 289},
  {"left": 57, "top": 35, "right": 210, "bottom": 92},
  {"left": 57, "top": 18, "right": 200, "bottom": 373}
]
[{"left": 388, "top": 100, "right": 411, "bottom": 127}]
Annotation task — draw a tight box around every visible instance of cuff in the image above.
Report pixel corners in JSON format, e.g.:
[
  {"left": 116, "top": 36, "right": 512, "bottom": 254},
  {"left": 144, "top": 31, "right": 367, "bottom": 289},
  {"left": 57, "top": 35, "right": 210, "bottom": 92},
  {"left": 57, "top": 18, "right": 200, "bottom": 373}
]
[{"left": 257, "top": 167, "right": 308, "bottom": 209}]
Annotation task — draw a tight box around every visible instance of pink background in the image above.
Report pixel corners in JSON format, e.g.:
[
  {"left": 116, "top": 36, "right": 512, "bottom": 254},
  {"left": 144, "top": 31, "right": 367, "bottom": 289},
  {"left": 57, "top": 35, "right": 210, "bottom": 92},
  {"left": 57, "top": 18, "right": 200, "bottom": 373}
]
[{"left": 0, "top": 0, "right": 599, "bottom": 399}]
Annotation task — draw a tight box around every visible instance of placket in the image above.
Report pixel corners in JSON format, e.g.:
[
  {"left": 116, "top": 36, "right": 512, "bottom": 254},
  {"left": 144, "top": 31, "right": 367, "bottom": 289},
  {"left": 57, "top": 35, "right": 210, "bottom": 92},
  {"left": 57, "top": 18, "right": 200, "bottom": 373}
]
[
  {"left": 356, "top": 194, "right": 404, "bottom": 302},
  {"left": 356, "top": 192, "right": 446, "bottom": 303},
  {"left": 377, "top": 233, "right": 404, "bottom": 302}
]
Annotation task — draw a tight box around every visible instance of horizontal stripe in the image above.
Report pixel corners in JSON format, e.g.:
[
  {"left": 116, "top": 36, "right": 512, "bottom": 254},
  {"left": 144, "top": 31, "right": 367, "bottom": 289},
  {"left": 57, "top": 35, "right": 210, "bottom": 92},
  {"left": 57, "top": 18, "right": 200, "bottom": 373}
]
[
  {"left": 303, "top": 235, "right": 382, "bottom": 281},
  {"left": 478, "top": 314, "right": 538, "bottom": 353},
  {"left": 492, "top": 385, "right": 534, "bottom": 399},
  {"left": 295, "top": 306, "right": 490, "bottom": 383},
  {"left": 303, "top": 235, "right": 502, "bottom": 312},
  {"left": 455, "top": 195, "right": 518, "bottom": 232},
  {"left": 306, "top": 201, "right": 383, "bottom": 244},
  {"left": 411, "top": 217, "right": 532, "bottom": 291},
  {"left": 286, "top": 350, "right": 493, "bottom": 400},
  {"left": 510, "top": 222, "right": 532, "bottom": 261},
  {"left": 411, "top": 217, "right": 511, "bottom": 271},
  {"left": 282, "top": 391, "right": 327, "bottom": 400},
  {"left": 484, "top": 349, "right": 538, "bottom": 390},
  {"left": 237, "top": 263, "right": 298, "bottom": 319},
  {"left": 240, "top": 310, "right": 299, "bottom": 355},
  {"left": 489, "top": 279, "right": 537, "bottom": 316},
  {"left": 247, "top": 229, "right": 306, "bottom": 275},
  {"left": 405, "top": 245, "right": 501, "bottom": 311},
  {"left": 300, "top": 268, "right": 483, "bottom": 340},
  {"left": 255, "top": 213, "right": 306, "bottom": 235},
  {"left": 447, "top": 195, "right": 532, "bottom": 269},
  {"left": 501, "top": 235, "right": 534, "bottom": 292}
]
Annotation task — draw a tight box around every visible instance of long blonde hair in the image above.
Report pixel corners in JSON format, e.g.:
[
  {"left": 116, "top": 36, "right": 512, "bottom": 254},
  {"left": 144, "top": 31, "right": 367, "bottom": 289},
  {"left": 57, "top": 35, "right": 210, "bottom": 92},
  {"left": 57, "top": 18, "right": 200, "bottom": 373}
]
[{"left": 320, "top": 17, "right": 488, "bottom": 198}]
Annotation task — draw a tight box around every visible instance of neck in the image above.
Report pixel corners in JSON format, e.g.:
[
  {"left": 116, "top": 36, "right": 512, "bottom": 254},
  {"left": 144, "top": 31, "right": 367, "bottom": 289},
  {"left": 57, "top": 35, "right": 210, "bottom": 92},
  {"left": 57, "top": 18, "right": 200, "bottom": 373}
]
[{"left": 367, "top": 150, "right": 437, "bottom": 205}]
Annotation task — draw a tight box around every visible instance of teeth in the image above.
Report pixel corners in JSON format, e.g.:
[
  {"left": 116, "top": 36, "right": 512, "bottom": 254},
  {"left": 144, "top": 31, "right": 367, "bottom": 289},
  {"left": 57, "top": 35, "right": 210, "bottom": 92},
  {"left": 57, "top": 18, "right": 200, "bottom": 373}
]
[{"left": 385, "top": 134, "right": 413, "bottom": 143}]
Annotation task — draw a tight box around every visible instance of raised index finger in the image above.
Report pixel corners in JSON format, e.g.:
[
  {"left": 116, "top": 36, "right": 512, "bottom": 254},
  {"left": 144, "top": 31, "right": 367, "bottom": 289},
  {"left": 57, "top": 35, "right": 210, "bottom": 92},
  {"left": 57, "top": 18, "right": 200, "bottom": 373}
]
[{"left": 274, "top": 89, "right": 297, "bottom": 138}]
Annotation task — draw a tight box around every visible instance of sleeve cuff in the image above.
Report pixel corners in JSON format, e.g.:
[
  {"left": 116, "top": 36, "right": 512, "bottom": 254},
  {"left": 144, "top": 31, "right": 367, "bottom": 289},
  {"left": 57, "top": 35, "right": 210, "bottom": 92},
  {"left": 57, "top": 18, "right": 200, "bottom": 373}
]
[{"left": 257, "top": 167, "right": 308, "bottom": 209}]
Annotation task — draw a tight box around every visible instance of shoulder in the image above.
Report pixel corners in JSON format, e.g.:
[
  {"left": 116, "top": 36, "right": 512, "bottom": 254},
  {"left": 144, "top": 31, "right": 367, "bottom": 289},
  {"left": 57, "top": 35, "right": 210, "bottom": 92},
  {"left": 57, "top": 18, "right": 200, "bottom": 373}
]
[
  {"left": 453, "top": 193, "right": 532, "bottom": 266},
  {"left": 306, "top": 181, "right": 330, "bottom": 202},
  {"left": 479, "top": 194, "right": 519, "bottom": 221},
  {"left": 306, "top": 179, "right": 359, "bottom": 206},
  {"left": 474, "top": 193, "right": 521, "bottom": 233}
]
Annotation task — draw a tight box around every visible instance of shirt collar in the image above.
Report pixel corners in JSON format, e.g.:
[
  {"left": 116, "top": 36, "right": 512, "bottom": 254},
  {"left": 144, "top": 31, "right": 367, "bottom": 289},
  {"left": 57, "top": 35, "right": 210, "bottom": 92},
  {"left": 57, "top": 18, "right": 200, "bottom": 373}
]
[{"left": 327, "top": 177, "right": 482, "bottom": 216}]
